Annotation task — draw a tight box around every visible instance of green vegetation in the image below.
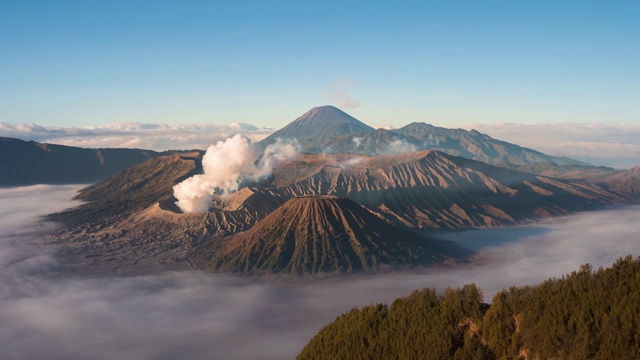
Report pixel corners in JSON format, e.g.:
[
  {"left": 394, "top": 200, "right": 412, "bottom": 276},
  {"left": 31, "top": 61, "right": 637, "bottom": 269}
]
[{"left": 298, "top": 256, "right": 640, "bottom": 359}]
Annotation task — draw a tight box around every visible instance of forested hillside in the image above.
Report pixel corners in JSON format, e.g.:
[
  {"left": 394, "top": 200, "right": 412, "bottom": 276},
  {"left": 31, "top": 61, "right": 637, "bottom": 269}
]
[{"left": 298, "top": 255, "right": 640, "bottom": 359}]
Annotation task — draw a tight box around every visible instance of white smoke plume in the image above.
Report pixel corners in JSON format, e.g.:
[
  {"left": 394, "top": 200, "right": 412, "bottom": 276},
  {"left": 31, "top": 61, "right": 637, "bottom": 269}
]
[
  {"left": 173, "top": 135, "right": 299, "bottom": 213},
  {"left": 387, "top": 139, "right": 417, "bottom": 154},
  {"left": 424, "top": 134, "right": 440, "bottom": 147},
  {"left": 337, "top": 157, "right": 365, "bottom": 169},
  {"left": 352, "top": 137, "right": 364, "bottom": 147}
]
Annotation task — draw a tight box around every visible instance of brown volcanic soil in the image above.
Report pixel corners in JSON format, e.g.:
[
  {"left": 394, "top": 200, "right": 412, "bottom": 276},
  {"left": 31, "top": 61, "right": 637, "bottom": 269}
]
[
  {"left": 45, "top": 150, "right": 629, "bottom": 275},
  {"left": 260, "top": 151, "right": 627, "bottom": 229},
  {"left": 498, "top": 162, "right": 640, "bottom": 198},
  {"left": 193, "top": 196, "right": 466, "bottom": 274}
]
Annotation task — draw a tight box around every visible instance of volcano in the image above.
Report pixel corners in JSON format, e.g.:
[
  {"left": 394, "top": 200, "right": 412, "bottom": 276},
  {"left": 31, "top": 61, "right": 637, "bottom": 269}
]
[
  {"left": 260, "top": 105, "right": 373, "bottom": 146},
  {"left": 193, "top": 196, "right": 465, "bottom": 274}
]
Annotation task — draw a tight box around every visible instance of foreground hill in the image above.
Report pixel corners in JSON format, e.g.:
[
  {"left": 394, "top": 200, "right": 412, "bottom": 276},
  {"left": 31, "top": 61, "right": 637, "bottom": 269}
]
[
  {"left": 193, "top": 196, "right": 467, "bottom": 274},
  {"left": 299, "top": 256, "right": 640, "bottom": 359},
  {"left": 46, "top": 150, "right": 626, "bottom": 274},
  {"left": 0, "top": 137, "right": 160, "bottom": 186}
]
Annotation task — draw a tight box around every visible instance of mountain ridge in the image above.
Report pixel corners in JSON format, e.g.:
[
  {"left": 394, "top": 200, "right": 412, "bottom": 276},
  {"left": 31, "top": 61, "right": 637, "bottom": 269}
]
[
  {"left": 193, "top": 195, "right": 467, "bottom": 274},
  {"left": 45, "top": 149, "right": 627, "bottom": 275},
  {"left": 262, "top": 106, "right": 589, "bottom": 166},
  {"left": 0, "top": 137, "right": 162, "bottom": 186}
]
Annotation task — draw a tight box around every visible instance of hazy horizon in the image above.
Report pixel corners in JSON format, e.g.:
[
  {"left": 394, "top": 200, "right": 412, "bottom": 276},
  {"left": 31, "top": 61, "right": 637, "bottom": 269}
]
[{"left": 2, "top": 106, "right": 639, "bottom": 169}]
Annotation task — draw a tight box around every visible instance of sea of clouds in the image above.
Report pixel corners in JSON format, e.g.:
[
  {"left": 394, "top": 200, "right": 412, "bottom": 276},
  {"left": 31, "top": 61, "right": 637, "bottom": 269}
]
[{"left": 1, "top": 185, "right": 639, "bottom": 359}]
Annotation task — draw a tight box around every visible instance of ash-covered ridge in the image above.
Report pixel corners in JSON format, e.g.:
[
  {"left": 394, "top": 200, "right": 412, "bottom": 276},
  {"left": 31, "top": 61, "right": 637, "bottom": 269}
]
[
  {"left": 193, "top": 196, "right": 466, "bottom": 274},
  {"left": 40, "top": 106, "right": 635, "bottom": 275}
]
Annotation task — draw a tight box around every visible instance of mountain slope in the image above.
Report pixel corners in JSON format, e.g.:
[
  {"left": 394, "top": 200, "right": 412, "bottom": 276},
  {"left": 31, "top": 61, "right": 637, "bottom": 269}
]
[
  {"left": 259, "top": 105, "right": 373, "bottom": 146},
  {"left": 193, "top": 196, "right": 466, "bottom": 274},
  {"left": 261, "top": 151, "right": 626, "bottom": 229},
  {"left": 498, "top": 162, "right": 640, "bottom": 197},
  {"left": 310, "top": 128, "right": 419, "bottom": 154},
  {"left": 45, "top": 150, "right": 627, "bottom": 274},
  {"left": 0, "top": 137, "right": 160, "bottom": 186},
  {"left": 319, "top": 121, "right": 585, "bottom": 165},
  {"left": 393, "top": 122, "right": 586, "bottom": 165},
  {"left": 602, "top": 166, "right": 640, "bottom": 194},
  {"left": 260, "top": 106, "right": 586, "bottom": 166}
]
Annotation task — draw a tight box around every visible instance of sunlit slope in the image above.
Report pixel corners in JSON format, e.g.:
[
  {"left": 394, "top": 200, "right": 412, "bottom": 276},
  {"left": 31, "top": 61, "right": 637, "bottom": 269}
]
[
  {"left": 45, "top": 150, "right": 626, "bottom": 274},
  {"left": 194, "top": 196, "right": 467, "bottom": 274}
]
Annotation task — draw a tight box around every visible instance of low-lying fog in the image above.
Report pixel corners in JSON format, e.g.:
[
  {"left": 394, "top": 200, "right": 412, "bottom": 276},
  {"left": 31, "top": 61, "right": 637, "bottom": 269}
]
[{"left": 1, "top": 185, "right": 639, "bottom": 360}]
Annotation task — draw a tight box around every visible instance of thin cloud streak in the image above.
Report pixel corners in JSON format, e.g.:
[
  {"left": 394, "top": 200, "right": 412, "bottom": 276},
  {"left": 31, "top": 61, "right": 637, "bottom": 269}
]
[{"left": 0, "top": 122, "right": 274, "bottom": 151}]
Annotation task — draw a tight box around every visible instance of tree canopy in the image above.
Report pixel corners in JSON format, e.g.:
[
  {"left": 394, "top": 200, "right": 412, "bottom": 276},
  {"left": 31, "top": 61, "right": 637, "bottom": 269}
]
[{"left": 299, "top": 255, "right": 640, "bottom": 359}]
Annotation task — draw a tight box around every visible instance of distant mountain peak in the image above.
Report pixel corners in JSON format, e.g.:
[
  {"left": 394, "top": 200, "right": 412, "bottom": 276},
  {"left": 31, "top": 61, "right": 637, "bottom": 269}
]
[
  {"left": 292, "top": 105, "right": 363, "bottom": 125},
  {"left": 260, "top": 106, "right": 373, "bottom": 146},
  {"left": 308, "top": 104, "right": 342, "bottom": 112}
]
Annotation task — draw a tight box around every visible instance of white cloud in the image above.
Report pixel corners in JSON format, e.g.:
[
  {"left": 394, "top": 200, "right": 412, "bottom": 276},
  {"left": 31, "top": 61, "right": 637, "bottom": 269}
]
[
  {"left": 0, "top": 122, "right": 274, "bottom": 151},
  {"left": 0, "top": 186, "right": 639, "bottom": 359},
  {"left": 173, "top": 135, "right": 300, "bottom": 213},
  {"left": 386, "top": 139, "right": 417, "bottom": 154},
  {"left": 465, "top": 122, "right": 640, "bottom": 168}
]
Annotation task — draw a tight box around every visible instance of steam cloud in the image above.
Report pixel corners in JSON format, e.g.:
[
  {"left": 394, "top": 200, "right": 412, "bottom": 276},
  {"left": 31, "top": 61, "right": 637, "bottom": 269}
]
[
  {"left": 1, "top": 186, "right": 640, "bottom": 359},
  {"left": 324, "top": 79, "right": 360, "bottom": 109},
  {"left": 337, "top": 156, "right": 365, "bottom": 169},
  {"left": 352, "top": 137, "right": 364, "bottom": 147},
  {"left": 387, "top": 139, "right": 417, "bottom": 154},
  {"left": 424, "top": 134, "right": 440, "bottom": 147},
  {"left": 173, "top": 135, "right": 300, "bottom": 213}
]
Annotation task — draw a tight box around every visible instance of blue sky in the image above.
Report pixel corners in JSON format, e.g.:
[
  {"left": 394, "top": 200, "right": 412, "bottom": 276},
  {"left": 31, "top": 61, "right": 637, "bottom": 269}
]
[{"left": 1, "top": 1, "right": 639, "bottom": 129}]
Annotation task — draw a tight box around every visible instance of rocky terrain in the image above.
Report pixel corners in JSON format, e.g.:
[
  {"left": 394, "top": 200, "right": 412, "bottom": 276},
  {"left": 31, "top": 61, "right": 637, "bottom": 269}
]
[
  {"left": 499, "top": 162, "right": 640, "bottom": 196},
  {"left": 32, "top": 105, "right": 636, "bottom": 275},
  {"left": 193, "top": 196, "right": 468, "bottom": 274},
  {"left": 46, "top": 149, "right": 627, "bottom": 275}
]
